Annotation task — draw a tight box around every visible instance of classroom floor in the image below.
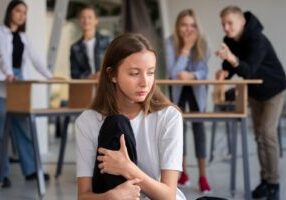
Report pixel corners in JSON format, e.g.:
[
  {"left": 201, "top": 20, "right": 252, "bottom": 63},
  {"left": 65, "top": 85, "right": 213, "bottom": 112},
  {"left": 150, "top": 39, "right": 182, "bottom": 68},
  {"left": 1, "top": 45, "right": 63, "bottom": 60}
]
[{"left": 0, "top": 120, "right": 286, "bottom": 200}]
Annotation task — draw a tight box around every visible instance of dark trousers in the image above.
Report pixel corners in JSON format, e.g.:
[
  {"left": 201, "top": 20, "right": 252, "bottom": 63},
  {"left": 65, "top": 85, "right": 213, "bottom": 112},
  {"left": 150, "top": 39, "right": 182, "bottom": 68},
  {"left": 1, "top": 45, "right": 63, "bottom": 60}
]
[
  {"left": 92, "top": 114, "right": 137, "bottom": 193},
  {"left": 178, "top": 86, "right": 206, "bottom": 159}
]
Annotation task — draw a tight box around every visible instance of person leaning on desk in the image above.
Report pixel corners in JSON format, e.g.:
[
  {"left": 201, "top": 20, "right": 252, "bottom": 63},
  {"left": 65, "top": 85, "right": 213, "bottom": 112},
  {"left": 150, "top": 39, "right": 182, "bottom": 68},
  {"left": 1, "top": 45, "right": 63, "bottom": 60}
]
[
  {"left": 0, "top": 0, "right": 62, "bottom": 189},
  {"left": 215, "top": 5, "right": 286, "bottom": 200}
]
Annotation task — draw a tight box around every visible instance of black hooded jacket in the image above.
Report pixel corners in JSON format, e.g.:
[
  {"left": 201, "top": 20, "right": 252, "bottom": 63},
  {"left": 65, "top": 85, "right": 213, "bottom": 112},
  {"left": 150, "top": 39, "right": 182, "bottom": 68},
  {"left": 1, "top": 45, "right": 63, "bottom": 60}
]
[{"left": 222, "top": 12, "right": 286, "bottom": 101}]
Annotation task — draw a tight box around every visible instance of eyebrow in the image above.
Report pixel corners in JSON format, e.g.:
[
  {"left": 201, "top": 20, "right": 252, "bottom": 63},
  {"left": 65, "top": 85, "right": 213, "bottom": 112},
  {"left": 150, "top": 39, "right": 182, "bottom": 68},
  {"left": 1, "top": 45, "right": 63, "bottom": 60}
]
[{"left": 129, "top": 66, "right": 156, "bottom": 70}]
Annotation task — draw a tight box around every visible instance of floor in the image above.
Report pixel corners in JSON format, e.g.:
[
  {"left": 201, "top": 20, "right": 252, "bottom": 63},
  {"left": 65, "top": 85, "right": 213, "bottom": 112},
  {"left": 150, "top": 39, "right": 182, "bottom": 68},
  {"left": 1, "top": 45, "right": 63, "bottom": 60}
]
[{"left": 0, "top": 119, "right": 286, "bottom": 200}]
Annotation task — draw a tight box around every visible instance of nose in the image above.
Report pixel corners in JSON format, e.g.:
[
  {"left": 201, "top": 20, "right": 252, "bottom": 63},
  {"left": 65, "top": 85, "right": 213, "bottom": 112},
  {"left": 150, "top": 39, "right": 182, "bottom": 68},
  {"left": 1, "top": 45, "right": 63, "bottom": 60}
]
[{"left": 139, "top": 74, "right": 147, "bottom": 88}]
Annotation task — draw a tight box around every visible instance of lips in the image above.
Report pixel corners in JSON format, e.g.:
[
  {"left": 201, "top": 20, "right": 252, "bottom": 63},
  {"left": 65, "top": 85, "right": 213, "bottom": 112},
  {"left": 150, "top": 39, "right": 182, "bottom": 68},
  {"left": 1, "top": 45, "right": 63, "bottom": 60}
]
[{"left": 136, "top": 91, "right": 148, "bottom": 96}]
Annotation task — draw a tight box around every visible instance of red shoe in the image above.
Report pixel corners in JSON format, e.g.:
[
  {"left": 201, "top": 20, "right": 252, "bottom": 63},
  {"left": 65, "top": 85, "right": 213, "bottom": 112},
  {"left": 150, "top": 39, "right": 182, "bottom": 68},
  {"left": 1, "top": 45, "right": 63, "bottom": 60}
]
[
  {"left": 178, "top": 172, "right": 190, "bottom": 187},
  {"left": 199, "top": 176, "right": 211, "bottom": 193}
]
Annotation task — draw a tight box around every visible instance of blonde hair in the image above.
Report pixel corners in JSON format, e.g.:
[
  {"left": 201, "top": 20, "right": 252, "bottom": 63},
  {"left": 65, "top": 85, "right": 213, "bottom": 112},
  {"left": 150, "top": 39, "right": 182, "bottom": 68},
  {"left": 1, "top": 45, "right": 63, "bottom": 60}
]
[
  {"left": 173, "top": 9, "right": 207, "bottom": 62},
  {"left": 91, "top": 33, "right": 173, "bottom": 116},
  {"left": 220, "top": 5, "right": 244, "bottom": 18}
]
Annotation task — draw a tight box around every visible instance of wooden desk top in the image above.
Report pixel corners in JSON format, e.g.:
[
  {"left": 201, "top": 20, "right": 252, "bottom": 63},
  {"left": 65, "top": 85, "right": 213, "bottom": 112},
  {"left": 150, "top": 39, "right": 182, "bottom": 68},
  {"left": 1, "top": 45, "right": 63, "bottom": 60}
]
[{"left": 2, "top": 79, "right": 263, "bottom": 85}]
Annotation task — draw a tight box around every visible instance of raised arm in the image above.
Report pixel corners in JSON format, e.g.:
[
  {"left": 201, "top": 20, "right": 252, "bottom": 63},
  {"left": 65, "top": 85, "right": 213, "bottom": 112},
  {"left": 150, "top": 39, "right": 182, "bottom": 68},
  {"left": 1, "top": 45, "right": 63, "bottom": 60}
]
[{"left": 165, "top": 37, "right": 189, "bottom": 79}]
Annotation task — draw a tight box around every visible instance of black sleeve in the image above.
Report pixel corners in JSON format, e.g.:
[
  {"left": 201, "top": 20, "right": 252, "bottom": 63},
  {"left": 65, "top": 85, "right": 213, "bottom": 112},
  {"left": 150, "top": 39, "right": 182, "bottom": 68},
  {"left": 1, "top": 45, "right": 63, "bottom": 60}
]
[
  {"left": 234, "top": 35, "right": 267, "bottom": 79},
  {"left": 222, "top": 60, "right": 236, "bottom": 79},
  {"left": 70, "top": 47, "right": 81, "bottom": 79}
]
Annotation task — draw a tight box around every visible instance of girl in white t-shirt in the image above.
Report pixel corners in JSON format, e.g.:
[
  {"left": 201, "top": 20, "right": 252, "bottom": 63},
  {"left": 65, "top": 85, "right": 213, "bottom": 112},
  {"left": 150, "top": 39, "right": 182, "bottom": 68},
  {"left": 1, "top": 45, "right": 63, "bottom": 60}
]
[{"left": 76, "top": 33, "right": 186, "bottom": 200}]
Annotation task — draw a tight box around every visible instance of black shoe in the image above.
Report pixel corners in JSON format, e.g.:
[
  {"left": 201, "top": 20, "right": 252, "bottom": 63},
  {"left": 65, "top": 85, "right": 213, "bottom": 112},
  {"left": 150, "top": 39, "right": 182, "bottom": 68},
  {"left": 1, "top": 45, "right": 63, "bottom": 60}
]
[
  {"left": 25, "top": 172, "right": 50, "bottom": 181},
  {"left": 252, "top": 180, "right": 268, "bottom": 198},
  {"left": 267, "top": 184, "right": 279, "bottom": 200},
  {"left": 1, "top": 177, "right": 11, "bottom": 188}
]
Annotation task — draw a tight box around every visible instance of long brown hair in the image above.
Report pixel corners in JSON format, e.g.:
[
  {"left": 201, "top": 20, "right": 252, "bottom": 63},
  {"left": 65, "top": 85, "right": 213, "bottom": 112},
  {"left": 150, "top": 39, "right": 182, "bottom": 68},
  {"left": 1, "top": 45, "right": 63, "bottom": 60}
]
[
  {"left": 174, "top": 9, "right": 207, "bottom": 62},
  {"left": 91, "top": 33, "right": 172, "bottom": 116}
]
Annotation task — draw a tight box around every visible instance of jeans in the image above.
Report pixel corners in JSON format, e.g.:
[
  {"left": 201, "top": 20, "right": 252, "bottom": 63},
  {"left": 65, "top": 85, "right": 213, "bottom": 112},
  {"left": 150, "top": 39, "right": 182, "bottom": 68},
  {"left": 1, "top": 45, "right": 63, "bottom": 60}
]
[
  {"left": 0, "top": 68, "right": 36, "bottom": 180},
  {"left": 178, "top": 86, "right": 206, "bottom": 159},
  {"left": 249, "top": 90, "right": 285, "bottom": 183},
  {"left": 0, "top": 97, "right": 9, "bottom": 181}
]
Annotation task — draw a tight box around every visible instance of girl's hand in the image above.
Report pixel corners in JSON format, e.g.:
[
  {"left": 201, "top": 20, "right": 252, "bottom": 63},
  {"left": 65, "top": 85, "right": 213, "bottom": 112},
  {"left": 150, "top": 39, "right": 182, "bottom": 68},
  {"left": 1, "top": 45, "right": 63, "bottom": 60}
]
[
  {"left": 97, "top": 134, "right": 133, "bottom": 177},
  {"left": 88, "top": 72, "right": 100, "bottom": 79},
  {"left": 177, "top": 71, "right": 196, "bottom": 80},
  {"left": 215, "top": 69, "right": 229, "bottom": 80},
  {"left": 108, "top": 179, "right": 142, "bottom": 200},
  {"left": 6, "top": 75, "right": 15, "bottom": 82},
  {"left": 215, "top": 43, "right": 239, "bottom": 67},
  {"left": 51, "top": 76, "right": 66, "bottom": 80}
]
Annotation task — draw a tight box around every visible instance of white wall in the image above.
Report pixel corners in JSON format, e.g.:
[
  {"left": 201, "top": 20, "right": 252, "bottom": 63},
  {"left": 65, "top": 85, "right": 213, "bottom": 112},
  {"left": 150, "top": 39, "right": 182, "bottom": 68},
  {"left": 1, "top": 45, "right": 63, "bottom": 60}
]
[
  {"left": 164, "top": 0, "right": 286, "bottom": 110},
  {"left": 0, "top": 0, "right": 11, "bottom": 22}
]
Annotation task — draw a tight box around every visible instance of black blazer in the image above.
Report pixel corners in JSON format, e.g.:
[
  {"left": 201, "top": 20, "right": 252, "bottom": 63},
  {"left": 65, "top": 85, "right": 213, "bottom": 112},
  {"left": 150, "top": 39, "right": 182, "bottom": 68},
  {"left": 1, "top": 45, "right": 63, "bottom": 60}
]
[
  {"left": 70, "top": 32, "right": 110, "bottom": 79},
  {"left": 92, "top": 114, "right": 137, "bottom": 193}
]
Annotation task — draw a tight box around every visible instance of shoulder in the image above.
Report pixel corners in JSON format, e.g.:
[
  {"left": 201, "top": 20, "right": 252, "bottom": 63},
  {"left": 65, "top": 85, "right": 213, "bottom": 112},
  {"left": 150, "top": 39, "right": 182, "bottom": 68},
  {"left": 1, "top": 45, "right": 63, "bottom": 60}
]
[
  {"left": 0, "top": 26, "right": 10, "bottom": 39},
  {"left": 96, "top": 32, "right": 111, "bottom": 48},
  {"left": 153, "top": 105, "right": 182, "bottom": 122},
  {"left": 76, "top": 109, "right": 104, "bottom": 130},
  {"left": 165, "top": 35, "right": 174, "bottom": 46},
  {"left": 71, "top": 38, "right": 83, "bottom": 51}
]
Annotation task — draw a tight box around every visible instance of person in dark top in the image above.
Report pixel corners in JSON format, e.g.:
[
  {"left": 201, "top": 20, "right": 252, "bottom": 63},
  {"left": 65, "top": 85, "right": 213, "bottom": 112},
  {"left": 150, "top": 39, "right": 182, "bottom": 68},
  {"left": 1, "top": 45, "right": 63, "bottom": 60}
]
[
  {"left": 0, "top": 0, "right": 55, "bottom": 188},
  {"left": 70, "top": 5, "right": 110, "bottom": 79},
  {"left": 216, "top": 6, "right": 286, "bottom": 200}
]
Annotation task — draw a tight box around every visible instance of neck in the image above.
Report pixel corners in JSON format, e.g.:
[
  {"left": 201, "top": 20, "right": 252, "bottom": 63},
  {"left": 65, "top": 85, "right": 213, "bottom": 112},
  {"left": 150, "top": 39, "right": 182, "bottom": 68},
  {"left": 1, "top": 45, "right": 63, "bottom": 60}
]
[
  {"left": 83, "top": 29, "right": 95, "bottom": 40},
  {"left": 234, "top": 29, "right": 244, "bottom": 41},
  {"left": 10, "top": 23, "right": 18, "bottom": 32},
  {"left": 116, "top": 90, "right": 142, "bottom": 119}
]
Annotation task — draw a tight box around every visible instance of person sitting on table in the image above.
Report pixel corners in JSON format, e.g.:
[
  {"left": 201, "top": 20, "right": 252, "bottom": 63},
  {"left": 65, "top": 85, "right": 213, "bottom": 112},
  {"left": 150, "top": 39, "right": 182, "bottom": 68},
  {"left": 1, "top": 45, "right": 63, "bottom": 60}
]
[
  {"left": 215, "top": 6, "right": 286, "bottom": 200},
  {"left": 70, "top": 4, "right": 110, "bottom": 79},
  {"left": 0, "top": 0, "right": 58, "bottom": 188}
]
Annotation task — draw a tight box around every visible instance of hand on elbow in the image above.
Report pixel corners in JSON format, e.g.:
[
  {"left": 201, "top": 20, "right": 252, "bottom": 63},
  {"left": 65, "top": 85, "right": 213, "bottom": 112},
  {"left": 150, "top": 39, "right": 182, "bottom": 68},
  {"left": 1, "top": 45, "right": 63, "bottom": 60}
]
[{"left": 108, "top": 179, "right": 142, "bottom": 200}]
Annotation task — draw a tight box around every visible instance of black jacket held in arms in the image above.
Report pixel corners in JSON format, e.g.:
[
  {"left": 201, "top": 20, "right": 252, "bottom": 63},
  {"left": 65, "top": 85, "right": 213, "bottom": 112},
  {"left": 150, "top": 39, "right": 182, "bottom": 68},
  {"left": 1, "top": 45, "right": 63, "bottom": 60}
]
[
  {"left": 222, "top": 11, "right": 286, "bottom": 101},
  {"left": 92, "top": 114, "right": 137, "bottom": 193}
]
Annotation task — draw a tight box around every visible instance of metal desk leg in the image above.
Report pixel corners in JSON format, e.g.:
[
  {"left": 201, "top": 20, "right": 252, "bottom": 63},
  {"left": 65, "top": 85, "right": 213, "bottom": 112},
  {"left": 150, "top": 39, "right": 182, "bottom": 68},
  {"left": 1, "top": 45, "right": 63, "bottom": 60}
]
[
  {"left": 0, "top": 114, "right": 11, "bottom": 180},
  {"left": 55, "top": 116, "right": 70, "bottom": 178},
  {"left": 240, "top": 118, "right": 251, "bottom": 200},
  {"left": 209, "top": 120, "right": 217, "bottom": 163},
  {"left": 230, "top": 120, "right": 238, "bottom": 196},
  {"left": 28, "top": 114, "right": 45, "bottom": 196},
  {"left": 226, "top": 121, "right": 232, "bottom": 155}
]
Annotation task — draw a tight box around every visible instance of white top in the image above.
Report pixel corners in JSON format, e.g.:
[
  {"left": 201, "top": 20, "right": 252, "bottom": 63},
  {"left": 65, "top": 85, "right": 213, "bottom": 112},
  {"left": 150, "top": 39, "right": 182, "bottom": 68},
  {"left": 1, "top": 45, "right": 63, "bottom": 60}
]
[
  {"left": 76, "top": 106, "right": 186, "bottom": 200},
  {"left": 0, "top": 25, "right": 52, "bottom": 97},
  {"left": 83, "top": 37, "right": 96, "bottom": 74}
]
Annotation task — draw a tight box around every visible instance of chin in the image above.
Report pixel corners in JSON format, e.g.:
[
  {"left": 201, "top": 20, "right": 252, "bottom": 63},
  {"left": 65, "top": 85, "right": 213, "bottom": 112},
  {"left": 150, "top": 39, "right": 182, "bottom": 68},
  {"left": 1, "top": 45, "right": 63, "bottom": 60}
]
[
  {"left": 134, "top": 97, "right": 147, "bottom": 102},
  {"left": 227, "top": 33, "right": 236, "bottom": 39}
]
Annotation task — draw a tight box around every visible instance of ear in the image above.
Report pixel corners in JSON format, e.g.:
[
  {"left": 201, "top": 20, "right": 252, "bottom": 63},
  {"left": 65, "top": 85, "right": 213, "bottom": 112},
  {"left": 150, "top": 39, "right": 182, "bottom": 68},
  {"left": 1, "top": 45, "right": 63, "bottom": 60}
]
[
  {"left": 106, "top": 67, "right": 116, "bottom": 83},
  {"left": 241, "top": 15, "right": 246, "bottom": 26},
  {"left": 111, "top": 77, "right": 117, "bottom": 83}
]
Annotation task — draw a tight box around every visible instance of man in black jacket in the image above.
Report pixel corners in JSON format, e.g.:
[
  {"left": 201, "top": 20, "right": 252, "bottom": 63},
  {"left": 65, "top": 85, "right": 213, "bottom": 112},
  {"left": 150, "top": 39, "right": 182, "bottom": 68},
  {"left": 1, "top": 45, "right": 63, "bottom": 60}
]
[
  {"left": 70, "top": 5, "right": 110, "bottom": 79},
  {"left": 216, "top": 6, "right": 286, "bottom": 200}
]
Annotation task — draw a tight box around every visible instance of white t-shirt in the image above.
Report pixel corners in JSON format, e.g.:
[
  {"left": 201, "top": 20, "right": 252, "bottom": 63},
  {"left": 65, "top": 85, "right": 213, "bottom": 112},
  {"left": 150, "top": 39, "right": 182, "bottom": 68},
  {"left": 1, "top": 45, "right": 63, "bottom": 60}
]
[
  {"left": 76, "top": 106, "right": 186, "bottom": 200},
  {"left": 83, "top": 38, "right": 96, "bottom": 74}
]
